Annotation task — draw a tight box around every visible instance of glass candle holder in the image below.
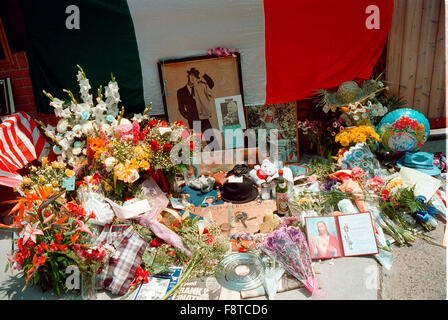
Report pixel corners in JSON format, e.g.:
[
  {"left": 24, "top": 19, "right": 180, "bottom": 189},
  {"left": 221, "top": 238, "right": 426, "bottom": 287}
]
[{"left": 261, "top": 182, "right": 271, "bottom": 200}]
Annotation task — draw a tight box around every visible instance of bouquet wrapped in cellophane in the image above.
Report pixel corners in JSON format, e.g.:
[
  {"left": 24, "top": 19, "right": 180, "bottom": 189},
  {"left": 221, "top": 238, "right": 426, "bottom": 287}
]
[{"left": 260, "top": 227, "right": 320, "bottom": 298}]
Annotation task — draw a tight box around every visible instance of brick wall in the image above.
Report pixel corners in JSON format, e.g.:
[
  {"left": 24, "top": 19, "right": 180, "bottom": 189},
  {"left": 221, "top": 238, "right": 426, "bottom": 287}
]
[{"left": 0, "top": 50, "right": 57, "bottom": 125}]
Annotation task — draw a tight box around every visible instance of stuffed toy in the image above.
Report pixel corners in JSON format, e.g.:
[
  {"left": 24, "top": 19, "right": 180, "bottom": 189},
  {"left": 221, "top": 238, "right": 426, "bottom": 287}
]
[{"left": 249, "top": 159, "right": 279, "bottom": 186}]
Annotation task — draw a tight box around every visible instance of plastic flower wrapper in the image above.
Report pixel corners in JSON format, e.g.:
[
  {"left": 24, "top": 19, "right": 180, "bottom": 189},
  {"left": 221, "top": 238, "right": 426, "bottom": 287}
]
[
  {"left": 259, "top": 252, "right": 284, "bottom": 300},
  {"left": 78, "top": 183, "right": 114, "bottom": 226},
  {"left": 105, "top": 178, "right": 191, "bottom": 257},
  {"left": 259, "top": 227, "right": 320, "bottom": 298}
]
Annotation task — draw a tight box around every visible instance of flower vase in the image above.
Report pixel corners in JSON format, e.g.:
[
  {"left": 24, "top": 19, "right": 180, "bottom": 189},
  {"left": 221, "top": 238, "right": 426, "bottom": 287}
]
[{"left": 81, "top": 271, "right": 97, "bottom": 300}]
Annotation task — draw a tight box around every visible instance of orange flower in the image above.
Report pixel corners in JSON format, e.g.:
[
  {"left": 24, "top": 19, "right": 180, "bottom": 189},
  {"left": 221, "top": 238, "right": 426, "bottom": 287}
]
[
  {"left": 89, "top": 137, "right": 105, "bottom": 150},
  {"left": 70, "top": 231, "right": 80, "bottom": 244},
  {"left": 26, "top": 267, "right": 36, "bottom": 282},
  {"left": 32, "top": 253, "right": 47, "bottom": 267}
]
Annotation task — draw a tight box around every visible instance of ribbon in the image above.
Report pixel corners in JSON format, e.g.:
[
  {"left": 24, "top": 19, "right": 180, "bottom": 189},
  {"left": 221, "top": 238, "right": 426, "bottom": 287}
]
[{"left": 148, "top": 168, "right": 171, "bottom": 194}]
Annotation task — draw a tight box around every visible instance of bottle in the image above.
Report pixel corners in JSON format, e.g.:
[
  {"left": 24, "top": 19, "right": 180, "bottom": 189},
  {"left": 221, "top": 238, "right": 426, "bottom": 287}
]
[{"left": 276, "top": 169, "right": 289, "bottom": 216}]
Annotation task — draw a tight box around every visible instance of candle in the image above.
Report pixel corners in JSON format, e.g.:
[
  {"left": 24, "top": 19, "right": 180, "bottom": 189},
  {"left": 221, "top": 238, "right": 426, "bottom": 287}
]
[{"left": 264, "top": 209, "right": 273, "bottom": 222}]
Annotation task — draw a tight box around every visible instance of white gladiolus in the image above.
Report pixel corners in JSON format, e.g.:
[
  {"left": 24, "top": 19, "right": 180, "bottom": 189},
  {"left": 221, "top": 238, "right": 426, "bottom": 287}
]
[
  {"left": 64, "top": 131, "right": 75, "bottom": 142},
  {"left": 57, "top": 108, "right": 70, "bottom": 119},
  {"left": 50, "top": 98, "right": 64, "bottom": 109},
  {"left": 56, "top": 119, "right": 69, "bottom": 133},
  {"left": 59, "top": 138, "right": 71, "bottom": 151}
]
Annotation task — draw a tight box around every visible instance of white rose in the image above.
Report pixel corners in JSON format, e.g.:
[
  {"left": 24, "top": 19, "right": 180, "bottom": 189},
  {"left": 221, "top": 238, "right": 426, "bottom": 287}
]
[
  {"left": 104, "top": 157, "right": 118, "bottom": 172},
  {"left": 72, "top": 147, "right": 82, "bottom": 155},
  {"left": 119, "top": 118, "right": 132, "bottom": 126},
  {"left": 81, "top": 122, "right": 93, "bottom": 135}
]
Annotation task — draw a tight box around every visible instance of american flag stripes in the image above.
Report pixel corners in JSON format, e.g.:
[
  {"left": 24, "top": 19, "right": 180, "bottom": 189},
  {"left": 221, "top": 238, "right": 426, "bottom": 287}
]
[{"left": 0, "top": 111, "right": 50, "bottom": 188}]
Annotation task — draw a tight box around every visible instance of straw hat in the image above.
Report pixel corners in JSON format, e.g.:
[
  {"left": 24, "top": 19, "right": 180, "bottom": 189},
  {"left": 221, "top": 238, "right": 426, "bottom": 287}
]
[{"left": 318, "top": 79, "right": 386, "bottom": 108}]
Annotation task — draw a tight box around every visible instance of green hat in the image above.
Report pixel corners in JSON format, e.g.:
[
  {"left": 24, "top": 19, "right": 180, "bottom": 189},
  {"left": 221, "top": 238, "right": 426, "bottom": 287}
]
[{"left": 318, "top": 79, "right": 386, "bottom": 108}]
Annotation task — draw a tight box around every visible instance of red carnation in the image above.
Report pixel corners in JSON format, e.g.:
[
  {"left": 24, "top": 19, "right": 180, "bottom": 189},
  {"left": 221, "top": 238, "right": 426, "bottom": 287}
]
[
  {"left": 160, "top": 121, "right": 168, "bottom": 127},
  {"left": 174, "top": 120, "right": 184, "bottom": 126}
]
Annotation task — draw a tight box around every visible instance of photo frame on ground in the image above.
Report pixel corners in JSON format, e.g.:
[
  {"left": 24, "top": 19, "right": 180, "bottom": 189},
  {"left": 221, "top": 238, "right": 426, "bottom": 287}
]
[
  {"left": 245, "top": 101, "right": 299, "bottom": 163},
  {"left": 158, "top": 54, "right": 245, "bottom": 150}
]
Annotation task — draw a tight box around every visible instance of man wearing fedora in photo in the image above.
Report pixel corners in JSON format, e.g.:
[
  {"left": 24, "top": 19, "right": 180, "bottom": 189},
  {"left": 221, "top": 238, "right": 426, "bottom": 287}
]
[
  {"left": 177, "top": 67, "right": 214, "bottom": 135},
  {"left": 397, "top": 151, "right": 441, "bottom": 176}
]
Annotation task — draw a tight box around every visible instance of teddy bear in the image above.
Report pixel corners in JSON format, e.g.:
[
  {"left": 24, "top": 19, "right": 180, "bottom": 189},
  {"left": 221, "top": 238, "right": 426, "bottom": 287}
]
[{"left": 249, "top": 158, "right": 279, "bottom": 186}]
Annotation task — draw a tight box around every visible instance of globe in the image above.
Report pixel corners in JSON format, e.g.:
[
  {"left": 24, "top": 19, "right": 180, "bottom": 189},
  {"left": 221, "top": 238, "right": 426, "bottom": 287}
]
[{"left": 376, "top": 108, "right": 430, "bottom": 154}]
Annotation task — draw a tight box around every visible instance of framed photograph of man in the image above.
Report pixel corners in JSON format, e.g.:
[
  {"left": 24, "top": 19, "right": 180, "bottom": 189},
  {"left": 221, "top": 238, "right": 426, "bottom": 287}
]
[
  {"left": 0, "top": 18, "right": 14, "bottom": 67},
  {"left": 245, "top": 102, "right": 299, "bottom": 163},
  {"left": 158, "top": 54, "right": 245, "bottom": 149}
]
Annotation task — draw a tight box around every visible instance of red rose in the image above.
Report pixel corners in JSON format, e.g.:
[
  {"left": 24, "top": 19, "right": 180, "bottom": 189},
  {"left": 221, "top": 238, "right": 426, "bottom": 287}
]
[
  {"left": 160, "top": 121, "right": 168, "bottom": 127},
  {"left": 59, "top": 244, "right": 68, "bottom": 252},
  {"left": 148, "top": 120, "right": 159, "bottom": 128},
  {"left": 150, "top": 140, "right": 160, "bottom": 151},
  {"left": 189, "top": 141, "right": 195, "bottom": 151},
  {"left": 174, "top": 120, "right": 184, "bottom": 126},
  {"left": 163, "top": 143, "right": 172, "bottom": 152}
]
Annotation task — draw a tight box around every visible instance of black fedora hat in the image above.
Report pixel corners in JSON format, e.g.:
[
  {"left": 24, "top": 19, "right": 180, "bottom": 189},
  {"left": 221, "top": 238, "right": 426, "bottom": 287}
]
[
  {"left": 187, "top": 67, "right": 200, "bottom": 79},
  {"left": 221, "top": 177, "right": 259, "bottom": 204}
]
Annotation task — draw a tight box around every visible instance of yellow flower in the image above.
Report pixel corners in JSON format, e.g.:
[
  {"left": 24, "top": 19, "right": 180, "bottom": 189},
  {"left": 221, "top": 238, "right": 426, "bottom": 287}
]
[
  {"left": 52, "top": 161, "right": 66, "bottom": 169},
  {"left": 52, "top": 180, "right": 59, "bottom": 187},
  {"left": 139, "top": 160, "right": 150, "bottom": 170},
  {"left": 65, "top": 169, "right": 75, "bottom": 177},
  {"left": 41, "top": 157, "right": 48, "bottom": 166},
  {"left": 23, "top": 177, "right": 32, "bottom": 185},
  {"left": 43, "top": 184, "right": 54, "bottom": 194},
  {"left": 39, "top": 175, "right": 46, "bottom": 183}
]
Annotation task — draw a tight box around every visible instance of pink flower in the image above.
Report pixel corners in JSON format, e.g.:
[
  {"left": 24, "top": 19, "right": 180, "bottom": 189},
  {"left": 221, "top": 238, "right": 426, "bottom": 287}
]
[
  {"left": 21, "top": 222, "right": 44, "bottom": 244},
  {"left": 368, "top": 176, "right": 384, "bottom": 192},
  {"left": 350, "top": 167, "right": 365, "bottom": 179},
  {"left": 306, "top": 174, "right": 318, "bottom": 183}
]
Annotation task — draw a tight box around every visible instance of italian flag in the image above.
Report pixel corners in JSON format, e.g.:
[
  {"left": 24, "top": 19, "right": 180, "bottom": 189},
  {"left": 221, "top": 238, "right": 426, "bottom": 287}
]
[{"left": 20, "top": 0, "right": 393, "bottom": 116}]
